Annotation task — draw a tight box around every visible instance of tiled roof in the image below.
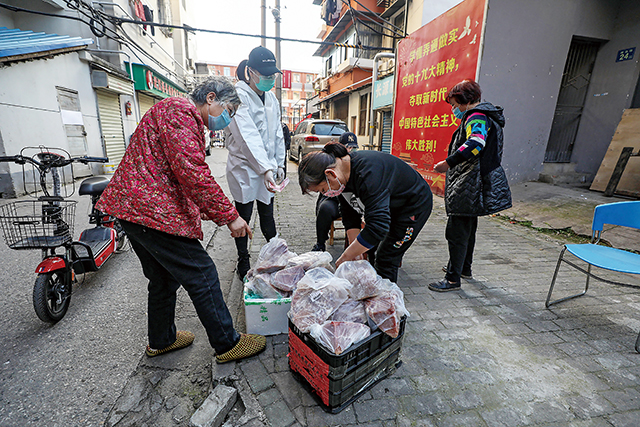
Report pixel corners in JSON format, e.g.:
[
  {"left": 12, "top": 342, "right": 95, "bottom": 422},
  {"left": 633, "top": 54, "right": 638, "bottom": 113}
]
[{"left": 0, "top": 27, "right": 93, "bottom": 59}]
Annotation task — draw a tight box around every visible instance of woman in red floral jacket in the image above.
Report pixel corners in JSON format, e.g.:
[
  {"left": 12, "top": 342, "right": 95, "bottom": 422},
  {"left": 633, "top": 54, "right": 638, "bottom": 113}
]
[{"left": 97, "top": 76, "right": 265, "bottom": 363}]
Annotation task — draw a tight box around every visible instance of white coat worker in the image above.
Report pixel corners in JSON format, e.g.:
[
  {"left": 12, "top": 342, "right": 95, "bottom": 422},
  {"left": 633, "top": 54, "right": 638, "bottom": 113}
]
[{"left": 225, "top": 47, "right": 285, "bottom": 280}]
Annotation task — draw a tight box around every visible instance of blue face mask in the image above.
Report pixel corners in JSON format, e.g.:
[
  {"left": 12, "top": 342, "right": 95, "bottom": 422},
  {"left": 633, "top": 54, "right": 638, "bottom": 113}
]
[
  {"left": 452, "top": 106, "right": 465, "bottom": 120},
  {"left": 208, "top": 108, "right": 232, "bottom": 131}
]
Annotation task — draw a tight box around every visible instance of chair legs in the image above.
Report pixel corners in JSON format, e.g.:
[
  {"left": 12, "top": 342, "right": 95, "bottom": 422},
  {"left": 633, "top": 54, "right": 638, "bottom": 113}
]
[{"left": 545, "top": 247, "right": 591, "bottom": 308}]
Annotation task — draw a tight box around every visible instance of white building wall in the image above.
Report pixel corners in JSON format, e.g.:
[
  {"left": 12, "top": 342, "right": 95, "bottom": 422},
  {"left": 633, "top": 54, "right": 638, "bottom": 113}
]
[{"left": 0, "top": 52, "right": 102, "bottom": 192}]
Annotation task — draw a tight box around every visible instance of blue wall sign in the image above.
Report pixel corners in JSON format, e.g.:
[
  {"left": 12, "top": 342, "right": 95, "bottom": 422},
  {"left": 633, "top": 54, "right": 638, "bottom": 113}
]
[
  {"left": 372, "top": 75, "right": 395, "bottom": 110},
  {"left": 616, "top": 47, "right": 635, "bottom": 62}
]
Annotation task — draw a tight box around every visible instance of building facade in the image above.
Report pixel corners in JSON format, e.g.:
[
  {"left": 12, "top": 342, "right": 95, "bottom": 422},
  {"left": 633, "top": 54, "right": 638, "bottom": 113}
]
[
  {"left": 315, "top": 0, "right": 640, "bottom": 190},
  {"left": 0, "top": 0, "right": 197, "bottom": 196}
]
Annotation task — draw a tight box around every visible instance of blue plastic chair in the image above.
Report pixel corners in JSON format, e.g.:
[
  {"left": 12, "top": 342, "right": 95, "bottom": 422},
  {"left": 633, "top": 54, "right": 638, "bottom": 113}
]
[{"left": 545, "top": 201, "right": 640, "bottom": 353}]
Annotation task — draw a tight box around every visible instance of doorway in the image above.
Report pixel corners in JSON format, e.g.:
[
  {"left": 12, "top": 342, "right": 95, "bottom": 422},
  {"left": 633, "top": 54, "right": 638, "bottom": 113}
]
[{"left": 544, "top": 37, "right": 601, "bottom": 163}]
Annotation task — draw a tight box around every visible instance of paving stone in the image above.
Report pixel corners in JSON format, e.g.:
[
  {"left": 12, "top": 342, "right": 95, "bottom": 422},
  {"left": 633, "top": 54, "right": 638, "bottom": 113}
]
[
  {"left": 450, "top": 390, "right": 483, "bottom": 410},
  {"left": 190, "top": 385, "right": 237, "bottom": 427},
  {"left": 263, "top": 399, "right": 296, "bottom": 427},
  {"left": 353, "top": 399, "right": 399, "bottom": 423},
  {"left": 434, "top": 411, "right": 485, "bottom": 427},
  {"left": 238, "top": 358, "right": 274, "bottom": 394},
  {"left": 399, "top": 393, "right": 451, "bottom": 416},
  {"left": 608, "top": 410, "right": 640, "bottom": 427},
  {"left": 600, "top": 388, "right": 640, "bottom": 411},
  {"left": 304, "top": 405, "right": 357, "bottom": 426}
]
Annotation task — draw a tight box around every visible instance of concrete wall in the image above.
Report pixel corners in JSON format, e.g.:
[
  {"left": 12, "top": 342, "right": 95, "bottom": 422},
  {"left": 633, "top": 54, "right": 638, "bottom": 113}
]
[
  {"left": 571, "top": 0, "right": 640, "bottom": 175},
  {"left": 479, "top": 0, "right": 623, "bottom": 183},
  {"left": 0, "top": 52, "right": 102, "bottom": 194}
]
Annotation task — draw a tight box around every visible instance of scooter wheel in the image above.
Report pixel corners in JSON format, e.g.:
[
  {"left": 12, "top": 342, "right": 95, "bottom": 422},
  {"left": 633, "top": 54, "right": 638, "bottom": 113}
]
[{"left": 33, "top": 272, "right": 71, "bottom": 323}]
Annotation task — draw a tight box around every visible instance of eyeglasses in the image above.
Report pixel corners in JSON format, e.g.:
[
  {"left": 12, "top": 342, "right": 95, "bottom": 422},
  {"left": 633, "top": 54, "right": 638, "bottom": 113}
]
[
  {"left": 227, "top": 108, "right": 236, "bottom": 119},
  {"left": 249, "top": 68, "right": 276, "bottom": 80}
]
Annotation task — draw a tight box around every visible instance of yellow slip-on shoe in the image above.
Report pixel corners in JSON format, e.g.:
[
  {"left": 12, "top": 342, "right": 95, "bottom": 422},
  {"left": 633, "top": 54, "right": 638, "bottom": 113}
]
[
  {"left": 145, "top": 330, "right": 195, "bottom": 357},
  {"left": 215, "top": 333, "right": 266, "bottom": 364}
]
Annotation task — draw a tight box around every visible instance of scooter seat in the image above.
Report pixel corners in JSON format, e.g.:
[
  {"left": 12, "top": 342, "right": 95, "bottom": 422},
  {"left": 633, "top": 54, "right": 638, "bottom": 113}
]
[{"left": 79, "top": 176, "right": 110, "bottom": 196}]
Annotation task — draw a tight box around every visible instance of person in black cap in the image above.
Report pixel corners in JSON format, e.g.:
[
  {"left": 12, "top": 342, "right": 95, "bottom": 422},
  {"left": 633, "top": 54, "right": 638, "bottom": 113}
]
[
  {"left": 311, "top": 132, "right": 359, "bottom": 252},
  {"left": 225, "top": 47, "right": 285, "bottom": 280}
]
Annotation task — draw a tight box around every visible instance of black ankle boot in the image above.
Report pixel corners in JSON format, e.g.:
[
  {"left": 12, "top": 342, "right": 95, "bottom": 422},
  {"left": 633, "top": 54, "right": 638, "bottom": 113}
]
[{"left": 237, "top": 256, "right": 250, "bottom": 281}]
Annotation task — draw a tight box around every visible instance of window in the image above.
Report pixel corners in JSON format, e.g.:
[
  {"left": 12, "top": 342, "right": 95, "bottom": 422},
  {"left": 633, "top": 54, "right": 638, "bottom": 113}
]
[
  {"left": 325, "top": 57, "right": 332, "bottom": 77},
  {"left": 223, "top": 67, "right": 231, "bottom": 76},
  {"left": 293, "top": 73, "right": 301, "bottom": 83},
  {"left": 358, "top": 93, "right": 369, "bottom": 135},
  {"left": 293, "top": 92, "right": 300, "bottom": 101},
  {"left": 306, "top": 74, "right": 313, "bottom": 83},
  {"left": 306, "top": 91, "right": 314, "bottom": 100},
  {"left": 314, "top": 122, "right": 348, "bottom": 136}
]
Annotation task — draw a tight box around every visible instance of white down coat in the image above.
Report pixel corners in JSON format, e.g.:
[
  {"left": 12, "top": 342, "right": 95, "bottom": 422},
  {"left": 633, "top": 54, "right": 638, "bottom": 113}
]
[{"left": 225, "top": 81, "right": 285, "bottom": 204}]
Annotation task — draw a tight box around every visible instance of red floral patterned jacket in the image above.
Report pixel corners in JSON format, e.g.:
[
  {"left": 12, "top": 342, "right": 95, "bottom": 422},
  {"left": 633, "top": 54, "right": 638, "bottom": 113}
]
[{"left": 96, "top": 97, "right": 239, "bottom": 239}]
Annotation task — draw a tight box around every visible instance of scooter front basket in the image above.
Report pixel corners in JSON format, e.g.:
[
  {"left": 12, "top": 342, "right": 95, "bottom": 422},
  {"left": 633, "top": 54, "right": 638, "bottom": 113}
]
[{"left": 0, "top": 200, "right": 77, "bottom": 250}]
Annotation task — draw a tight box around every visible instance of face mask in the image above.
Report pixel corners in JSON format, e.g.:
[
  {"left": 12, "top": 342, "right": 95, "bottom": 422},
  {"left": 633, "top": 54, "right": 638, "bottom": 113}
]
[
  {"left": 208, "top": 108, "right": 232, "bottom": 131},
  {"left": 452, "top": 106, "right": 464, "bottom": 120},
  {"left": 251, "top": 69, "right": 276, "bottom": 92},
  {"left": 324, "top": 174, "right": 345, "bottom": 198},
  {"left": 256, "top": 75, "right": 276, "bottom": 92}
]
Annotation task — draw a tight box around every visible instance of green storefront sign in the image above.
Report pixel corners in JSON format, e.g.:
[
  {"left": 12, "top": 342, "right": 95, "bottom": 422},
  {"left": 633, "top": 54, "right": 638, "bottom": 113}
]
[{"left": 127, "top": 63, "right": 187, "bottom": 98}]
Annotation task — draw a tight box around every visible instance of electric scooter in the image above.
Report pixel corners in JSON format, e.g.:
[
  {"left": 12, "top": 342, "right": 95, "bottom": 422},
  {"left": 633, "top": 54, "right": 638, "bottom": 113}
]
[{"left": 0, "top": 147, "right": 127, "bottom": 322}]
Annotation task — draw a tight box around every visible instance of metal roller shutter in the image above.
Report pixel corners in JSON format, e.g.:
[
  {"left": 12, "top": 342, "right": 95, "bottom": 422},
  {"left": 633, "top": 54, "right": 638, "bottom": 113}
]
[
  {"left": 96, "top": 91, "right": 126, "bottom": 167},
  {"left": 138, "top": 93, "right": 156, "bottom": 118},
  {"left": 381, "top": 111, "right": 392, "bottom": 153}
]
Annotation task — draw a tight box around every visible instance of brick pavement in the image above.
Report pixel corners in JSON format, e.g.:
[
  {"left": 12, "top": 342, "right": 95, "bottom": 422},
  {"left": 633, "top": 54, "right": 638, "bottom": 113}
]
[{"left": 220, "top": 160, "right": 640, "bottom": 427}]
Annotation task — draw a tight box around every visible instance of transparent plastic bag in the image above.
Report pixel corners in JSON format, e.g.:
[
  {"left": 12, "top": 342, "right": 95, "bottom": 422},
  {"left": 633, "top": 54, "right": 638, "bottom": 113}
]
[
  {"left": 290, "top": 276, "right": 351, "bottom": 333},
  {"left": 245, "top": 273, "right": 283, "bottom": 299},
  {"left": 286, "top": 251, "right": 334, "bottom": 272},
  {"left": 295, "top": 266, "right": 335, "bottom": 291},
  {"left": 335, "top": 260, "right": 385, "bottom": 300},
  {"left": 271, "top": 265, "right": 305, "bottom": 293},
  {"left": 309, "top": 321, "right": 371, "bottom": 355},
  {"left": 252, "top": 236, "right": 297, "bottom": 275},
  {"left": 363, "top": 280, "right": 409, "bottom": 338},
  {"left": 330, "top": 299, "right": 367, "bottom": 324}
]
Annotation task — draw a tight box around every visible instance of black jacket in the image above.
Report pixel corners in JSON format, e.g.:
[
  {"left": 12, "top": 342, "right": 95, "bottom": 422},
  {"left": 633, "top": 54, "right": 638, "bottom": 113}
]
[
  {"left": 444, "top": 102, "right": 512, "bottom": 216},
  {"left": 339, "top": 150, "right": 432, "bottom": 247}
]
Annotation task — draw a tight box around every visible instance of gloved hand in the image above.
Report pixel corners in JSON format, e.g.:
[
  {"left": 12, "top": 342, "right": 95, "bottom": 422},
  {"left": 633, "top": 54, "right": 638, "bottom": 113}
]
[
  {"left": 264, "top": 170, "right": 276, "bottom": 192},
  {"left": 276, "top": 167, "right": 285, "bottom": 182}
]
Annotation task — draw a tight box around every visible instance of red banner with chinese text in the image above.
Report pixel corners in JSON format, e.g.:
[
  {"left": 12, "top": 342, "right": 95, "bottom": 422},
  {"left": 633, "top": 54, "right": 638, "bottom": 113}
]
[{"left": 391, "top": 0, "right": 487, "bottom": 196}]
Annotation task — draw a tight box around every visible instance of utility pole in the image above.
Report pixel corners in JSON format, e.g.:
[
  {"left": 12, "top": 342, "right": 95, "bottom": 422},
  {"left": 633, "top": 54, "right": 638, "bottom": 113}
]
[
  {"left": 261, "top": 0, "right": 266, "bottom": 47},
  {"left": 273, "top": 0, "right": 282, "bottom": 111}
]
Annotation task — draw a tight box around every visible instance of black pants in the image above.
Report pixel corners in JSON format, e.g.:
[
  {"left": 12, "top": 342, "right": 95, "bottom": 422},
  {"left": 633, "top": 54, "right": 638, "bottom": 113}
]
[
  {"left": 373, "top": 199, "right": 432, "bottom": 283},
  {"left": 234, "top": 199, "right": 277, "bottom": 260},
  {"left": 316, "top": 195, "right": 340, "bottom": 247},
  {"left": 445, "top": 215, "right": 478, "bottom": 283},
  {"left": 120, "top": 220, "right": 240, "bottom": 354}
]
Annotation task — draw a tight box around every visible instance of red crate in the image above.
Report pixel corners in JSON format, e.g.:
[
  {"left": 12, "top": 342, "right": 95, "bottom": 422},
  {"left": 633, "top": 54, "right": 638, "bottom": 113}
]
[{"left": 288, "top": 317, "right": 405, "bottom": 413}]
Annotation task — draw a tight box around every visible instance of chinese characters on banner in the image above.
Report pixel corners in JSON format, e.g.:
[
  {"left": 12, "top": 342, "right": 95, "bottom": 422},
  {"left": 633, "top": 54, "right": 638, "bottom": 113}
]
[{"left": 391, "top": 0, "right": 487, "bottom": 196}]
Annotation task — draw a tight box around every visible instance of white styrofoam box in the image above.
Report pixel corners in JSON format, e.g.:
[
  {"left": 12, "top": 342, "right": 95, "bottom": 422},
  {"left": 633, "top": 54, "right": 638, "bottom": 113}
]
[{"left": 244, "top": 291, "right": 291, "bottom": 336}]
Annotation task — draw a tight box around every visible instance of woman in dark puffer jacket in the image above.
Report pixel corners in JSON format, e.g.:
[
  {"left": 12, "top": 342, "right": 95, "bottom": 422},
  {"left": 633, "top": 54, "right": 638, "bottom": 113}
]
[{"left": 429, "top": 80, "right": 512, "bottom": 292}]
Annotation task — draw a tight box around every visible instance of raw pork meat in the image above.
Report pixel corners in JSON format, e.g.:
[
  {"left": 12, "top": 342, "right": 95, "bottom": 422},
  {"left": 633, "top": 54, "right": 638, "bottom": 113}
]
[
  {"left": 290, "top": 276, "right": 351, "bottom": 333},
  {"left": 271, "top": 265, "right": 305, "bottom": 293},
  {"left": 309, "top": 321, "right": 371, "bottom": 355},
  {"left": 245, "top": 273, "right": 283, "bottom": 299},
  {"left": 286, "top": 251, "right": 334, "bottom": 272},
  {"left": 252, "top": 237, "right": 297, "bottom": 275},
  {"left": 335, "top": 260, "right": 385, "bottom": 300},
  {"left": 330, "top": 299, "right": 367, "bottom": 324}
]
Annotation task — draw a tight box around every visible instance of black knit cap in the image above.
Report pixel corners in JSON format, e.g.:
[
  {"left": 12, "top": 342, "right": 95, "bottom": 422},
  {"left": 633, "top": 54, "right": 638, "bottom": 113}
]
[{"left": 246, "top": 46, "right": 281, "bottom": 76}]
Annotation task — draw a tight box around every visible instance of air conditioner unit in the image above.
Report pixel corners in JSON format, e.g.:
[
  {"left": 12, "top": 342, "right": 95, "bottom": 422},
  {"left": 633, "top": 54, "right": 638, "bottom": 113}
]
[
  {"left": 319, "top": 79, "right": 329, "bottom": 91},
  {"left": 336, "top": 57, "right": 374, "bottom": 74}
]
